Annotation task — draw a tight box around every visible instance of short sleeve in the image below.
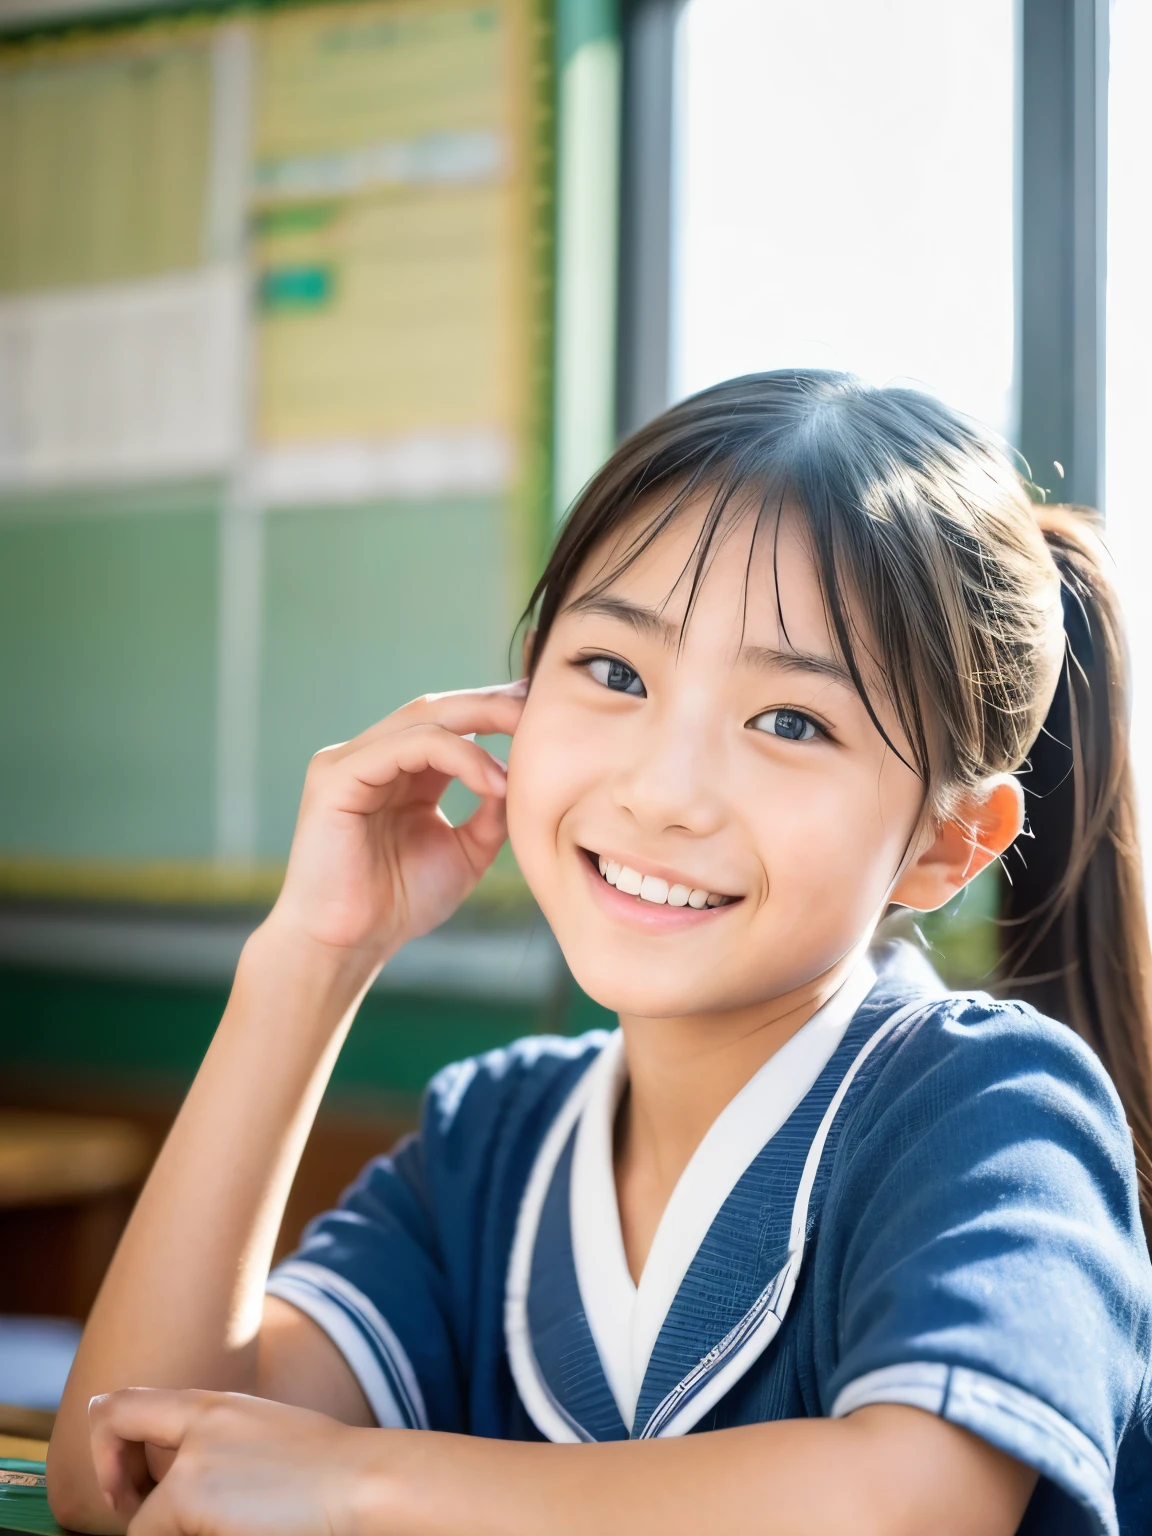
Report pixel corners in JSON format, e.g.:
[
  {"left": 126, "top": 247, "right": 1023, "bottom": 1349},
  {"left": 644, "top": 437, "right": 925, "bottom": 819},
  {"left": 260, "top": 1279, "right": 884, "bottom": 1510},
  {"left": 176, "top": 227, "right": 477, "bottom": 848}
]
[
  {"left": 817, "top": 998, "right": 1152, "bottom": 1536},
  {"left": 268, "top": 1034, "right": 606, "bottom": 1436},
  {"left": 268, "top": 1128, "right": 459, "bottom": 1431}
]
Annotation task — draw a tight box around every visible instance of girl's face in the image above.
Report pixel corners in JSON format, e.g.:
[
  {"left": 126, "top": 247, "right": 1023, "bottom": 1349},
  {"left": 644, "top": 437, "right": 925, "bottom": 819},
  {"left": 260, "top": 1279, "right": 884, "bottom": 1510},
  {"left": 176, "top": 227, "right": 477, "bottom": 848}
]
[{"left": 506, "top": 499, "right": 929, "bottom": 1020}]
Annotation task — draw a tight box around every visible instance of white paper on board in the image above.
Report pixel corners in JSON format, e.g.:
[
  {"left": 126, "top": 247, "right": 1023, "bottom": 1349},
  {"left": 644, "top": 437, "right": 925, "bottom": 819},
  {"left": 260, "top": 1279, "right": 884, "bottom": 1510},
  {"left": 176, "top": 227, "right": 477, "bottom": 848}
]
[
  {"left": 0, "top": 263, "right": 245, "bottom": 490},
  {"left": 250, "top": 429, "right": 514, "bottom": 508}
]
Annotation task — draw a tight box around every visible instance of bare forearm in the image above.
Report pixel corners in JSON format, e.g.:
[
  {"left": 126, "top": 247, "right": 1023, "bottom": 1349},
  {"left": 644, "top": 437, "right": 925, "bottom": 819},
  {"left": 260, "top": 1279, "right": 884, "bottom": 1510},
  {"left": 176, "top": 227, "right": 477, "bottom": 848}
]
[
  {"left": 50, "top": 684, "right": 524, "bottom": 1532},
  {"left": 365, "top": 1411, "right": 1034, "bottom": 1536},
  {"left": 49, "top": 922, "right": 377, "bottom": 1526},
  {"left": 74, "top": 1388, "right": 1036, "bottom": 1536}
]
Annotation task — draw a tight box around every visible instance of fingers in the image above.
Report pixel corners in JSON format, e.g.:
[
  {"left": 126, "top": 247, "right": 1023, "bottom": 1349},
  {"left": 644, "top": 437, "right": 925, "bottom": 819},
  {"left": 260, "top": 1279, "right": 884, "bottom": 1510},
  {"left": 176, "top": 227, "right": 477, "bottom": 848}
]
[
  {"left": 121, "top": 1471, "right": 205, "bottom": 1536},
  {"left": 89, "top": 1389, "right": 205, "bottom": 1519},
  {"left": 422, "top": 677, "right": 529, "bottom": 705},
  {"left": 323, "top": 724, "right": 510, "bottom": 813},
  {"left": 122, "top": 1476, "right": 179, "bottom": 1536},
  {"left": 451, "top": 780, "right": 510, "bottom": 879},
  {"left": 342, "top": 680, "right": 528, "bottom": 755}
]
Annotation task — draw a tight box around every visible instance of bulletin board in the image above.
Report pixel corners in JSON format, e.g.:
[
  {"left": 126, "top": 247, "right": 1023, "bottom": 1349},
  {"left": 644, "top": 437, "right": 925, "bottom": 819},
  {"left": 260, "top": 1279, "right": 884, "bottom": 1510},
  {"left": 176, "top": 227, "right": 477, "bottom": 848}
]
[{"left": 0, "top": 0, "right": 556, "bottom": 903}]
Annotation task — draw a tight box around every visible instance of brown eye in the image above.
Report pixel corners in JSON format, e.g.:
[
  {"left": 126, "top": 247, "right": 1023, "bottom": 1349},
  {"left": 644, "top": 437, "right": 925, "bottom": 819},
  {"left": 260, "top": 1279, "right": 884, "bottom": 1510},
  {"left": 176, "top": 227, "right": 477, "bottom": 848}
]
[
  {"left": 587, "top": 657, "right": 646, "bottom": 696},
  {"left": 749, "top": 708, "right": 817, "bottom": 741}
]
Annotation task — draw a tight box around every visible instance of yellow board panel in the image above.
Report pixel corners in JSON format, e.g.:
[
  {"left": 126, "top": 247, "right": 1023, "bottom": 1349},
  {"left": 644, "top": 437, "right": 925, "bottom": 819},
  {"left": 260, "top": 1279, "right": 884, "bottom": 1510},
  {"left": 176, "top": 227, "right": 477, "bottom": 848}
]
[
  {"left": 0, "top": 24, "right": 212, "bottom": 294},
  {"left": 255, "top": 1, "right": 505, "bottom": 154},
  {"left": 0, "top": 854, "right": 530, "bottom": 913},
  {"left": 252, "top": 0, "right": 531, "bottom": 460},
  {"left": 256, "top": 185, "right": 511, "bottom": 440}
]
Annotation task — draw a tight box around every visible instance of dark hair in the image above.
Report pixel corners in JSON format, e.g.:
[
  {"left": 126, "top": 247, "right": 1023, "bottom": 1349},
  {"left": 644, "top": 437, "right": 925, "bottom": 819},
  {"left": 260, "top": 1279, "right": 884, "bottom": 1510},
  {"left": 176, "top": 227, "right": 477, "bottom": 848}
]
[
  {"left": 1002, "top": 506, "right": 1152, "bottom": 1235},
  {"left": 523, "top": 369, "right": 1152, "bottom": 1242}
]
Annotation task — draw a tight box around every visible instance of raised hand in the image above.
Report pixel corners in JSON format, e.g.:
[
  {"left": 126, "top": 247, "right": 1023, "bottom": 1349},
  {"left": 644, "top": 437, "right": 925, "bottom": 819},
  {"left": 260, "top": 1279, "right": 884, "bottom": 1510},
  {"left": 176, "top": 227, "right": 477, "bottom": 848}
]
[
  {"left": 268, "top": 681, "right": 528, "bottom": 962},
  {"left": 46, "top": 681, "right": 530, "bottom": 1536}
]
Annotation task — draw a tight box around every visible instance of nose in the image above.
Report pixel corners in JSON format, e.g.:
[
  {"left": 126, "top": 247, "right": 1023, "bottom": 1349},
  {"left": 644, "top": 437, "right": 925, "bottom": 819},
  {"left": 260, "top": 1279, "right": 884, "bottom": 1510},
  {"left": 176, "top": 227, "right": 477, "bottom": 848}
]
[{"left": 611, "top": 693, "right": 728, "bottom": 837}]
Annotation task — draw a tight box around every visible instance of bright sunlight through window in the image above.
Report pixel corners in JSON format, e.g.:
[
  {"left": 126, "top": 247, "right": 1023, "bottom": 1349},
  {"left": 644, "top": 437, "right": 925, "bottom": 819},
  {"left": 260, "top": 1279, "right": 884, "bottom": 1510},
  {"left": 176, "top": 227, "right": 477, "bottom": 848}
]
[
  {"left": 671, "top": 0, "right": 1018, "bottom": 440},
  {"left": 1105, "top": 0, "right": 1152, "bottom": 888}
]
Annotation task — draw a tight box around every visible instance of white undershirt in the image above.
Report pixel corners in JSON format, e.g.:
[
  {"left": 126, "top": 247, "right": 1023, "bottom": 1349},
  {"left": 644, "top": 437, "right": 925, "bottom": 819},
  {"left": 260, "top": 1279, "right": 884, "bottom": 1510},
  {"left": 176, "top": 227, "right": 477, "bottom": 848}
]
[{"left": 568, "top": 958, "right": 878, "bottom": 1433}]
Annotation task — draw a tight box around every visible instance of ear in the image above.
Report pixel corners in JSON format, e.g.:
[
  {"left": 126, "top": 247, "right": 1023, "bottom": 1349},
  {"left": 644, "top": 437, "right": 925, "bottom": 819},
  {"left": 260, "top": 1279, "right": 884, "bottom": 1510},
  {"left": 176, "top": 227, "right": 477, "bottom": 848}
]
[
  {"left": 521, "top": 626, "right": 537, "bottom": 677},
  {"left": 889, "top": 774, "right": 1024, "bottom": 912}
]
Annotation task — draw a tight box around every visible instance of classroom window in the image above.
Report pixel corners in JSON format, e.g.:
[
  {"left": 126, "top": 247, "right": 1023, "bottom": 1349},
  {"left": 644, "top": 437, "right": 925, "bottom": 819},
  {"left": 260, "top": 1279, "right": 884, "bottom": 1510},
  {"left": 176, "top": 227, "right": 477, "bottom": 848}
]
[
  {"left": 670, "top": 0, "right": 1018, "bottom": 440},
  {"left": 1104, "top": 0, "right": 1152, "bottom": 889}
]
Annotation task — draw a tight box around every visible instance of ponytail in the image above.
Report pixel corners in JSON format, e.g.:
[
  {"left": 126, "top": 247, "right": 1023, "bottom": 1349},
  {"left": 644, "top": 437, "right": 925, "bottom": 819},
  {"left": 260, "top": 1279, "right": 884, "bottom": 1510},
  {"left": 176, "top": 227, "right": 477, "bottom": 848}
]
[{"left": 1001, "top": 506, "right": 1152, "bottom": 1243}]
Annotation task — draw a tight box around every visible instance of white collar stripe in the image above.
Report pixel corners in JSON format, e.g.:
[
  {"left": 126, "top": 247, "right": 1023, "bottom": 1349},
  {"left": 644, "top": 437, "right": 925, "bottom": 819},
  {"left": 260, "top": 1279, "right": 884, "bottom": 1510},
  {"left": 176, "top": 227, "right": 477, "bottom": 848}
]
[
  {"left": 637, "top": 995, "right": 937, "bottom": 1439},
  {"left": 574, "top": 959, "right": 877, "bottom": 1430},
  {"left": 526, "top": 1129, "right": 629, "bottom": 1442},
  {"left": 569, "top": 1032, "right": 634, "bottom": 1424},
  {"left": 506, "top": 961, "right": 906, "bottom": 1441},
  {"left": 504, "top": 1056, "right": 603, "bottom": 1444}
]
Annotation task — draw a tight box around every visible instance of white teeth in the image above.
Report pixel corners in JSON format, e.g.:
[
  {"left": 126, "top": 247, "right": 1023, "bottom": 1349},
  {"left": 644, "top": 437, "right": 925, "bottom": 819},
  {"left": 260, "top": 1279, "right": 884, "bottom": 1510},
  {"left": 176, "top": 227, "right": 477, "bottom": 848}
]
[{"left": 597, "top": 855, "right": 729, "bottom": 909}]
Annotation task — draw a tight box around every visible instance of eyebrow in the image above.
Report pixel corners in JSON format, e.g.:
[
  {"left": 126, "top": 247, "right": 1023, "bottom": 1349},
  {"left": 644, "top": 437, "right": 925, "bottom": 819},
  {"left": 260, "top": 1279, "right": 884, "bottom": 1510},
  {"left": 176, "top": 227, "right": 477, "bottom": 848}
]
[{"left": 566, "top": 594, "right": 857, "bottom": 689}]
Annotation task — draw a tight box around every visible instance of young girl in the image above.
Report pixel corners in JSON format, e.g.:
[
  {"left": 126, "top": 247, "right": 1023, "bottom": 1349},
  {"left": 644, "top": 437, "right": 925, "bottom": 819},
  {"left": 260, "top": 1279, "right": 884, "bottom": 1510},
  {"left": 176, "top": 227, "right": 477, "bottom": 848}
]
[{"left": 49, "top": 373, "right": 1152, "bottom": 1536}]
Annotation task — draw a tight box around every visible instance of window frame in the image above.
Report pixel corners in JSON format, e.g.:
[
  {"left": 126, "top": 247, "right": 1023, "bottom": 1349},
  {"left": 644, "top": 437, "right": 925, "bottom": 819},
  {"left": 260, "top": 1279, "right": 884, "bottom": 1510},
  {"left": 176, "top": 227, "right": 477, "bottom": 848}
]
[{"left": 624, "top": 0, "right": 1111, "bottom": 511}]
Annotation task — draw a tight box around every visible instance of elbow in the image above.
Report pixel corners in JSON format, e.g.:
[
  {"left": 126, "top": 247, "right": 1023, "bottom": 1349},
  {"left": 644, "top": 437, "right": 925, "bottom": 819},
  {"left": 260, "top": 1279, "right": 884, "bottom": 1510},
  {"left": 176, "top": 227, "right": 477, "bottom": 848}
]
[
  {"left": 46, "top": 1438, "right": 120, "bottom": 1535},
  {"left": 45, "top": 1470, "right": 96, "bottom": 1535}
]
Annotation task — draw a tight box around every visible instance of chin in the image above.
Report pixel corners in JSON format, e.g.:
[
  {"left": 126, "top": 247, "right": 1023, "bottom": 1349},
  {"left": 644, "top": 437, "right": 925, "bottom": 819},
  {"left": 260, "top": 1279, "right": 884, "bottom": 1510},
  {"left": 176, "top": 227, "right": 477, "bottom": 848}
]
[{"left": 560, "top": 950, "right": 727, "bottom": 1021}]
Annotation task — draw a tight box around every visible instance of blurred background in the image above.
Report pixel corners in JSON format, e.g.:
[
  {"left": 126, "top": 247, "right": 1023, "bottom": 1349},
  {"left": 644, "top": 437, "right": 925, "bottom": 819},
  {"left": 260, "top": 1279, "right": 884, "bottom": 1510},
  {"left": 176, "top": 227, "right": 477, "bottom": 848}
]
[{"left": 0, "top": 0, "right": 1147, "bottom": 1444}]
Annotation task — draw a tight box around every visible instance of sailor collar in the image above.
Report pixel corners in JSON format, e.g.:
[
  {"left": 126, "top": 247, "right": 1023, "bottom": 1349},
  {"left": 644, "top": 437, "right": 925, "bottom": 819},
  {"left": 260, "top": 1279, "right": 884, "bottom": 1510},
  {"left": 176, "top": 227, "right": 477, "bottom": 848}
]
[{"left": 505, "top": 958, "right": 906, "bottom": 1442}]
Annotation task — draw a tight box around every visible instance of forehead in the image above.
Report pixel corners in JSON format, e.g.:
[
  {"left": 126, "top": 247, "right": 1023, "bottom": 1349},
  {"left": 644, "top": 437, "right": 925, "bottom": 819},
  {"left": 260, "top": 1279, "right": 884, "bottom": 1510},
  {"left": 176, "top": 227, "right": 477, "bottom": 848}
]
[{"left": 570, "top": 492, "right": 844, "bottom": 657}]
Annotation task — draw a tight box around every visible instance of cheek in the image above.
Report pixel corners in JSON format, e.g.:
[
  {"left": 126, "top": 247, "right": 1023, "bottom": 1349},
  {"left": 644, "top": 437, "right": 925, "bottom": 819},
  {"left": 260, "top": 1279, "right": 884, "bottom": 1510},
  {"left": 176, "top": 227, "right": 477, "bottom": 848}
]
[
  {"left": 747, "top": 755, "right": 918, "bottom": 904},
  {"left": 505, "top": 699, "right": 579, "bottom": 871}
]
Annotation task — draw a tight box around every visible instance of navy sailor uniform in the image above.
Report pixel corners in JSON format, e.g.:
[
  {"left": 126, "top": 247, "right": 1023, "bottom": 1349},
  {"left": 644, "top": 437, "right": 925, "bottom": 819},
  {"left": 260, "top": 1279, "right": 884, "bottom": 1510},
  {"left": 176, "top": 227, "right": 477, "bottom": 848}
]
[{"left": 268, "top": 943, "right": 1152, "bottom": 1535}]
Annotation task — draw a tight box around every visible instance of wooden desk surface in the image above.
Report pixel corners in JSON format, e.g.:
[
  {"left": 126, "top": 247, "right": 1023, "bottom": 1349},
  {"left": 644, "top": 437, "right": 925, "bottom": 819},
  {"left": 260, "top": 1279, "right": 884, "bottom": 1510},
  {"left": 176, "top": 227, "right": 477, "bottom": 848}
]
[
  {"left": 0, "top": 1443, "right": 46, "bottom": 1463},
  {"left": 0, "top": 1112, "right": 151, "bottom": 1208}
]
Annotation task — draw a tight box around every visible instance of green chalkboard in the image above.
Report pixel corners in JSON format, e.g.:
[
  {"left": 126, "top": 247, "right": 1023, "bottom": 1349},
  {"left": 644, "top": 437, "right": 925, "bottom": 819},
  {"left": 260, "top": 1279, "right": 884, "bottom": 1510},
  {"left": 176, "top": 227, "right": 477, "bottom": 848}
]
[{"left": 0, "top": 0, "right": 567, "bottom": 908}]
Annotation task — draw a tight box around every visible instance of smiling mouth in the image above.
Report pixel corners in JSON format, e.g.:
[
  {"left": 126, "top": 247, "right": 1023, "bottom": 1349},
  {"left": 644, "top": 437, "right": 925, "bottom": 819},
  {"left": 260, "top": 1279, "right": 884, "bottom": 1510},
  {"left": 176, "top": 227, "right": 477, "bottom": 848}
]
[{"left": 585, "top": 850, "right": 738, "bottom": 909}]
